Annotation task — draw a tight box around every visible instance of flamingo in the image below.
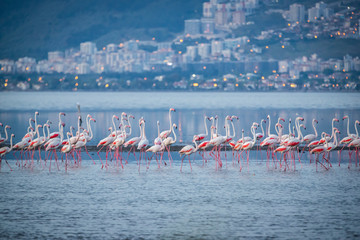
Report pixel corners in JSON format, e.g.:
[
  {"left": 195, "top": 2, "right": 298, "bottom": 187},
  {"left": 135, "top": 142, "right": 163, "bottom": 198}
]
[
  {"left": 209, "top": 115, "right": 232, "bottom": 169},
  {"left": 179, "top": 136, "right": 198, "bottom": 172},
  {"left": 137, "top": 119, "right": 149, "bottom": 172},
  {"left": 0, "top": 134, "right": 15, "bottom": 171},
  {"left": 153, "top": 121, "right": 162, "bottom": 145},
  {"left": 319, "top": 118, "right": 339, "bottom": 144},
  {"left": 197, "top": 125, "right": 216, "bottom": 165},
  {"left": 339, "top": 118, "right": 359, "bottom": 146},
  {"left": 160, "top": 108, "right": 176, "bottom": 139},
  {"left": 162, "top": 123, "right": 177, "bottom": 165},
  {"left": 124, "top": 118, "right": 144, "bottom": 163},
  {"left": 97, "top": 115, "right": 119, "bottom": 168},
  {"left": 22, "top": 118, "right": 36, "bottom": 140},
  {"left": 240, "top": 124, "right": 258, "bottom": 171},
  {"left": 303, "top": 119, "right": 318, "bottom": 143},
  {"left": 45, "top": 124, "right": 65, "bottom": 172},
  {"left": 146, "top": 143, "right": 165, "bottom": 169},
  {"left": 49, "top": 112, "right": 66, "bottom": 139},
  {"left": 61, "top": 132, "right": 73, "bottom": 172},
  {"left": 310, "top": 132, "right": 330, "bottom": 171},
  {"left": 194, "top": 116, "right": 210, "bottom": 141},
  {"left": 0, "top": 125, "right": 11, "bottom": 144}
]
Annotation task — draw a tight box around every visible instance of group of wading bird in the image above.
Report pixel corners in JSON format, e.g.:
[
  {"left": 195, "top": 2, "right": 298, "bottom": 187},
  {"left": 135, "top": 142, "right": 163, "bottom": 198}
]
[{"left": 0, "top": 108, "right": 359, "bottom": 172}]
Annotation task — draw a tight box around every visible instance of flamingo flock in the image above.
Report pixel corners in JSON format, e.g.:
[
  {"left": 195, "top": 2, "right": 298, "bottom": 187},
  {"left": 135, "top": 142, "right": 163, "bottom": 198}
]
[{"left": 0, "top": 109, "right": 360, "bottom": 173}]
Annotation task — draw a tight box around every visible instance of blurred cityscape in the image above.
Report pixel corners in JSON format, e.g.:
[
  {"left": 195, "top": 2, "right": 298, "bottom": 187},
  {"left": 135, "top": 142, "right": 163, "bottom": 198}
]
[{"left": 1, "top": 0, "right": 360, "bottom": 91}]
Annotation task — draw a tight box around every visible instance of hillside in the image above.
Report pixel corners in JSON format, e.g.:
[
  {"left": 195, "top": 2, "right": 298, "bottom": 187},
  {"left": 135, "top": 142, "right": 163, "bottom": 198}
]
[{"left": 0, "top": 0, "right": 205, "bottom": 59}]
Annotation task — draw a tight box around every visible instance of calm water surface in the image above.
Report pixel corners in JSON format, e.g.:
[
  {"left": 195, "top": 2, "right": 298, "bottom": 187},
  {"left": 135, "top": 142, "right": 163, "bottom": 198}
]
[
  {"left": 0, "top": 92, "right": 360, "bottom": 239},
  {"left": 0, "top": 159, "right": 360, "bottom": 239}
]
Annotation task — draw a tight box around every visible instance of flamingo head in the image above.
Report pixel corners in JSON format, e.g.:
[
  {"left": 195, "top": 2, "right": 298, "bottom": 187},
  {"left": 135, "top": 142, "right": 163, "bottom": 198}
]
[
  {"left": 333, "top": 118, "right": 339, "bottom": 122},
  {"left": 173, "top": 123, "right": 177, "bottom": 129},
  {"left": 342, "top": 115, "right": 348, "bottom": 120},
  {"left": 60, "top": 112, "right": 66, "bottom": 116},
  {"left": 170, "top": 108, "right": 176, "bottom": 112},
  {"left": 314, "top": 119, "right": 318, "bottom": 124},
  {"left": 129, "top": 115, "right": 135, "bottom": 119},
  {"left": 0, "top": 123, "right": 2, "bottom": 127},
  {"left": 38, "top": 125, "right": 43, "bottom": 128},
  {"left": 356, "top": 120, "right": 360, "bottom": 125},
  {"left": 231, "top": 115, "right": 239, "bottom": 120},
  {"left": 5, "top": 125, "right": 11, "bottom": 129},
  {"left": 114, "top": 115, "right": 120, "bottom": 121},
  {"left": 275, "top": 123, "right": 283, "bottom": 128},
  {"left": 11, "top": 134, "right": 15, "bottom": 138},
  {"left": 91, "top": 118, "right": 96, "bottom": 123},
  {"left": 242, "top": 129, "right": 244, "bottom": 133},
  {"left": 300, "top": 124, "right": 306, "bottom": 130},
  {"left": 298, "top": 117, "right": 304, "bottom": 121},
  {"left": 253, "top": 122, "right": 260, "bottom": 127},
  {"left": 226, "top": 115, "right": 231, "bottom": 121},
  {"left": 267, "top": 115, "right": 270, "bottom": 119},
  {"left": 215, "top": 115, "right": 218, "bottom": 119},
  {"left": 35, "top": 111, "right": 39, "bottom": 116},
  {"left": 121, "top": 112, "right": 127, "bottom": 117},
  {"left": 47, "top": 121, "right": 52, "bottom": 125},
  {"left": 289, "top": 118, "right": 291, "bottom": 123},
  {"left": 279, "top": 117, "right": 285, "bottom": 122},
  {"left": 262, "top": 119, "right": 266, "bottom": 124},
  {"left": 31, "top": 118, "right": 35, "bottom": 123},
  {"left": 30, "top": 127, "right": 34, "bottom": 131},
  {"left": 61, "top": 122, "right": 66, "bottom": 127}
]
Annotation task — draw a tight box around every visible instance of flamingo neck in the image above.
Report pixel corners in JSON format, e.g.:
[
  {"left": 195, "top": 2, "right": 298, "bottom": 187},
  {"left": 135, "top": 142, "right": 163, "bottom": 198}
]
[
  {"left": 157, "top": 122, "right": 160, "bottom": 137},
  {"left": 231, "top": 121, "right": 236, "bottom": 138},
  {"left": 172, "top": 125, "right": 177, "bottom": 143},
  {"left": 261, "top": 120, "right": 265, "bottom": 136},
  {"left": 42, "top": 125, "right": 46, "bottom": 139},
  {"left": 10, "top": 135, "right": 14, "bottom": 150},
  {"left": 313, "top": 120, "right": 318, "bottom": 137},
  {"left": 4, "top": 126, "right": 9, "bottom": 141},
  {"left": 251, "top": 126, "right": 256, "bottom": 144},
  {"left": 204, "top": 116, "right": 208, "bottom": 136},
  {"left": 112, "top": 116, "right": 117, "bottom": 138},
  {"left": 355, "top": 121, "right": 359, "bottom": 138},
  {"left": 346, "top": 117, "right": 350, "bottom": 136},
  {"left": 168, "top": 110, "right": 172, "bottom": 132},
  {"left": 142, "top": 122, "right": 146, "bottom": 139},
  {"left": 267, "top": 116, "right": 271, "bottom": 137}
]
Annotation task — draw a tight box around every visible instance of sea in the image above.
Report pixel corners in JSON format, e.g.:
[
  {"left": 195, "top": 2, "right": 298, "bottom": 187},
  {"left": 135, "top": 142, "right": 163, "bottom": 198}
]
[{"left": 0, "top": 91, "right": 359, "bottom": 239}]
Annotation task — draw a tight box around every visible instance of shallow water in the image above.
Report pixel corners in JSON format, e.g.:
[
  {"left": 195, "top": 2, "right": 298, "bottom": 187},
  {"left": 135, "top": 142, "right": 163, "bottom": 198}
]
[
  {"left": 1, "top": 91, "right": 360, "bottom": 239},
  {"left": 0, "top": 156, "right": 360, "bottom": 239}
]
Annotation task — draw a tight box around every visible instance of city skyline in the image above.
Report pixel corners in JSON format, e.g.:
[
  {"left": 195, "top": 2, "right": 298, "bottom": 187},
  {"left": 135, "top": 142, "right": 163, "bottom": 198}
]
[{"left": 1, "top": 0, "right": 359, "bottom": 91}]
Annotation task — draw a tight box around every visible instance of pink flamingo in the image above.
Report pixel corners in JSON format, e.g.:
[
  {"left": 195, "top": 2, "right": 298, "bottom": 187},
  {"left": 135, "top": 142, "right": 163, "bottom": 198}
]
[
  {"left": 179, "top": 136, "right": 199, "bottom": 172},
  {"left": 124, "top": 118, "right": 144, "bottom": 163},
  {"left": 61, "top": 132, "right": 72, "bottom": 172},
  {"left": 197, "top": 125, "right": 216, "bottom": 165},
  {"left": 0, "top": 125, "right": 11, "bottom": 144},
  {"left": 137, "top": 118, "right": 149, "bottom": 172},
  {"left": 339, "top": 118, "right": 359, "bottom": 163},
  {"left": 194, "top": 116, "right": 210, "bottom": 141},
  {"left": 0, "top": 134, "right": 15, "bottom": 171},
  {"left": 310, "top": 132, "right": 330, "bottom": 171},
  {"left": 319, "top": 118, "right": 339, "bottom": 144},
  {"left": 153, "top": 121, "right": 162, "bottom": 145},
  {"left": 162, "top": 123, "right": 177, "bottom": 166},
  {"left": 97, "top": 115, "right": 119, "bottom": 168},
  {"left": 49, "top": 112, "right": 66, "bottom": 139},
  {"left": 159, "top": 108, "right": 176, "bottom": 139},
  {"left": 240, "top": 123, "right": 258, "bottom": 171},
  {"left": 146, "top": 143, "right": 165, "bottom": 169}
]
